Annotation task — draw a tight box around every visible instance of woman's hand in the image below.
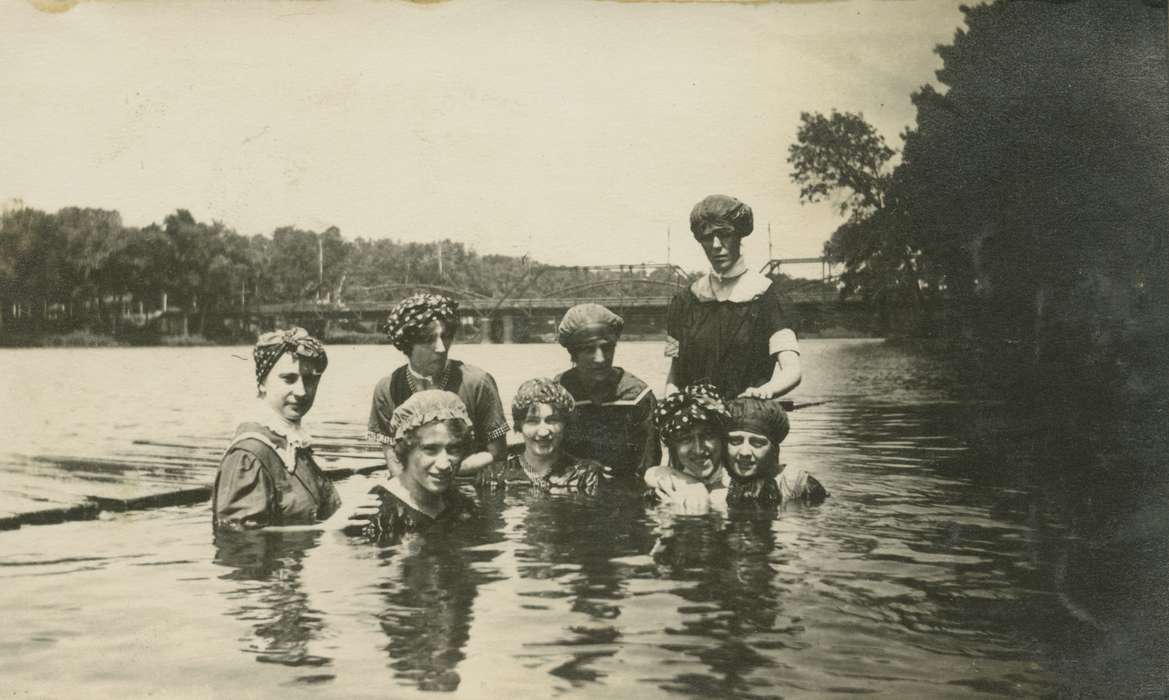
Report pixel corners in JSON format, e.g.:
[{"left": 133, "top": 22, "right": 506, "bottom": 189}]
[
  {"left": 737, "top": 385, "right": 775, "bottom": 400},
  {"left": 458, "top": 451, "right": 494, "bottom": 475}
]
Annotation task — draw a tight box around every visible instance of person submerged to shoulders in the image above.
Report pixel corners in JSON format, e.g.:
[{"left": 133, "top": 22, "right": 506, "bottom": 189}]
[
  {"left": 475, "top": 377, "right": 608, "bottom": 495},
  {"left": 714, "top": 396, "right": 828, "bottom": 511},
  {"left": 214, "top": 328, "right": 342, "bottom": 531},
  {"left": 643, "top": 383, "right": 733, "bottom": 513},
  {"left": 553, "top": 303, "right": 661, "bottom": 480},
  {"left": 352, "top": 390, "right": 480, "bottom": 545}
]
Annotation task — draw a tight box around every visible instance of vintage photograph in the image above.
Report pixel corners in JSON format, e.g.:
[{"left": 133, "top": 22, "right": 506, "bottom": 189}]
[{"left": 1, "top": 0, "right": 1166, "bottom": 697}]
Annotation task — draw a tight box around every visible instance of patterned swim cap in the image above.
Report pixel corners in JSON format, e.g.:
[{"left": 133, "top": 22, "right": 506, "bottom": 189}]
[
  {"left": 655, "top": 383, "right": 730, "bottom": 442},
  {"left": 383, "top": 293, "right": 459, "bottom": 354},
  {"left": 253, "top": 327, "right": 328, "bottom": 384},
  {"left": 511, "top": 377, "right": 576, "bottom": 429}
]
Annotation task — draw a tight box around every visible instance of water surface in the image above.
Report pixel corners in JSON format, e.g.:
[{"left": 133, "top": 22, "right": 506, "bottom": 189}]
[{"left": 0, "top": 341, "right": 1083, "bottom": 697}]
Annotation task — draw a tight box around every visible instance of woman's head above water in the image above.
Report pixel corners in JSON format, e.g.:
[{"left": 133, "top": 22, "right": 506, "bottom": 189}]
[
  {"left": 656, "top": 383, "right": 731, "bottom": 480},
  {"left": 253, "top": 327, "right": 328, "bottom": 423},
  {"left": 390, "top": 390, "right": 474, "bottom": 495},
  {"left": 511, "top": 378, "right": 575, "bottom": 461},
  {"left": 725, "top": 397, "right": 789, "bottom": 481}
]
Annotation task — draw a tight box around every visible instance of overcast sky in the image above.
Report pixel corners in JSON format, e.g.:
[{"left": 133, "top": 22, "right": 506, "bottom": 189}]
[{"left": 1, "top": 0, "right": 971, "bottom": 276}]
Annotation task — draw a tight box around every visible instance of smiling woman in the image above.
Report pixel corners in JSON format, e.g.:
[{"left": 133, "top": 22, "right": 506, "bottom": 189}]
[
  {"left": 212, "top": 328, "right": 342, "bottom": 530},
  {"left": 358, "top": 390, "right": 478, "bottom": 545},
  {"left": 475, "top": 377, "right": 606, "bottom": 494}
]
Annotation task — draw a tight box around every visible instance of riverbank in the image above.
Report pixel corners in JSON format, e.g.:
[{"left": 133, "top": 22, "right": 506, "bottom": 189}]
[
  {"left": 0, "top": 330, "right": 223, "bottom": 348},
  {"left": 2, "top": 328, "right": 880, "bottom": 347}
]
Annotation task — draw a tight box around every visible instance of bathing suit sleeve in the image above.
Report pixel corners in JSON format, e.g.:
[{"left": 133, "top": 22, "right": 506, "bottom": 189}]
[{"left": 214, "top": 450, "right": 278, "bottom": 530}]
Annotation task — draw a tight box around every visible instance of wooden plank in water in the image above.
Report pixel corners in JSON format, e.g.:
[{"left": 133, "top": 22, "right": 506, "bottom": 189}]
[
  {"left": 0, "top": 472, "right": 102, "bottom": 530},
  {"left": 0, "top": 446, "right": 385, "bottom": 530}
]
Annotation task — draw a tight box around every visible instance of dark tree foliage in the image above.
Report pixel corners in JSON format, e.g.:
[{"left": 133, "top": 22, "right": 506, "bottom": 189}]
[
  {"left": 902, "top": 0, "right": 1169, "bottom": 349},
  {"left": 790, "top": 0, "right": 1169, "bottom": 349},
  {"left": 788, "top": 111, "right": 933, "bottom": 330}
]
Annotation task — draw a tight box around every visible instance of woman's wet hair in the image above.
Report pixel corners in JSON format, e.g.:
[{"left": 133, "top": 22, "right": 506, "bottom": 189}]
[{"left": 690, "top": 194, "right": 753, "bottom": 240}]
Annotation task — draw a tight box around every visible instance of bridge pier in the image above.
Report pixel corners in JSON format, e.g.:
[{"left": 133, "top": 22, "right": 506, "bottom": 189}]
[
  {"left": 478, "top": 316, "right": 492, "bottom": 344},
  {"left": 500, "top": 314, "right": 515, "bottom": 344}
]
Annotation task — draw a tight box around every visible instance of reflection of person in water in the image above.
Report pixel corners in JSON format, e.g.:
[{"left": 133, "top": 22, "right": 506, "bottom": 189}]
[
  {"left": 374, "top": 535, "right": 485, "bottom": 692},
  {"left": 213, "top": 529, "right": 331, "bottom": 668},
  {"left": 357, "top": 390, "right": 478, "bottom": 545},
  {"left": 213, "top": 327, "right": 341, "bottom": 530},
  {"left": 719, "top": 397, "right": 828, "bottom": 510},
  {"left": 650, "top": 515, "right": 787, "bottom": 695},
  {"left": 476, "top": 378, "right": 606, "bottom": 494},
  {"left": 504, "top": 491, "right": 658, "bottom": 683}
]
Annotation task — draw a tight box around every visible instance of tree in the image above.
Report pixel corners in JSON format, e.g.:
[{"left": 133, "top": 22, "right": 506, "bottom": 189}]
[
  {"left": 787, "top": 110, "right": 930, "bottom": 330},
  {"left": 898, "top": 0, "right": 1169, "bottom": 348}
]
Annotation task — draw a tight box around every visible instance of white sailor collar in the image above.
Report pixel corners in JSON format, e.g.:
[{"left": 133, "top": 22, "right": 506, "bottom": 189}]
[{"left": 690, "top": 258, "right": 772, "bottom": 303}]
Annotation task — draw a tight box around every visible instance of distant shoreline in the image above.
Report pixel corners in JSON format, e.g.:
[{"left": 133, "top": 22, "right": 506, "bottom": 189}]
[{"left": 0, "top": 328, "right": 876, "bottom": 348}]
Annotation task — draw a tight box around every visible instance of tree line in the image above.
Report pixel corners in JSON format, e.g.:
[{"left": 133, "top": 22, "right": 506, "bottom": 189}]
[
  {"left": 1, "top": 203, "right": 781, "bottom": 338},
  {"left": 789, "top": 0, "right": 1168, "bottom": 361}
]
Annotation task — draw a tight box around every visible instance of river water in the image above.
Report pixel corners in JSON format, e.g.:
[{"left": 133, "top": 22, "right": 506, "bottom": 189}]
[{"left": 0, "top": 340, "right": 1104, "bottom": 697}]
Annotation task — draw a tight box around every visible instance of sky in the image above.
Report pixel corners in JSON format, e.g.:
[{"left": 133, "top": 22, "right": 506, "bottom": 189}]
[{"left": 0, "top": 0, "right": 972, "bottom": 277}]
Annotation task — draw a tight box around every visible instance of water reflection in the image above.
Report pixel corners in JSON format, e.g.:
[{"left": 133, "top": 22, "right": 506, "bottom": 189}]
[
  {"left": 213, "top": 530, "right": 330, "bottom": 669},
  {"left": 479, "top": 490, "right": 658, "bottom": 687},
  {"left": 373, "top": 494, "right": 506, "bottom": 692},
  {"left": 650, "top": 514, "right": 792, "bottom": 697}
]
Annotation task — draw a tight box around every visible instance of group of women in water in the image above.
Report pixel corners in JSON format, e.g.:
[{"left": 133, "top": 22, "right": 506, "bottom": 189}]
[{"left": 212, "top": 194, "right": 827, "bottom": 543}]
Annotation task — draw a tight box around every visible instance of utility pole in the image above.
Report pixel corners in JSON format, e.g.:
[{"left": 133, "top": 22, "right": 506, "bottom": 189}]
[
  {"left": 317, "top": 235, "right": 324, "bottom": 302},
  {"left": 768, "top": 222, "right": 773, "bottom": 260},
  {"left": 666, "top": 225, "right": 671, "bottom": 266},
  {"left": 437, "top": 239, "right": 444, "bottom": 278}
]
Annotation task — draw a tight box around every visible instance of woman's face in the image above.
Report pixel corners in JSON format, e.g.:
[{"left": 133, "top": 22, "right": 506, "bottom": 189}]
[
  {"left": 570, "top": 338, "right": 616, "bottom": 385},
  {"left": 726, "top": 430, "right": 777, "bottom": 479},
  {"left": 258, "top": 352, "right": 322, "bottom": 422},
  {"left": 519, "top": 403, "right": 567, "bottom": 459},
  {"left": 696, "top": 226, "right": 742, "bottom": 274},
  {"left": 401, "top": 421, "right": 465, "bottom": 495},
  {"left": 408, "top": 319, "right": 454, "bottom": 378},
  {"left": 671, "top": 425, "right": 724, "bottom": 480}
]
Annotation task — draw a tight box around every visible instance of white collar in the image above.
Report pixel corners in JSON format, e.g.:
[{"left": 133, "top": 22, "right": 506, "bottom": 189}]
[
  {"left": 709, "top": 256, "right": 748, "bottom": 282},
  {"left": 691, "top": 259, "right": 772, "bottom": 303},
  {"left": 257, "top": 401, "right": 313, "bottom": 448}
]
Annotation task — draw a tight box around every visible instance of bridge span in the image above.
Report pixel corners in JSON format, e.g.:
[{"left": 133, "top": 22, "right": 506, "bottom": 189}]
[{"left": 230, "top": 259, "right": 869, "bottom": 342}]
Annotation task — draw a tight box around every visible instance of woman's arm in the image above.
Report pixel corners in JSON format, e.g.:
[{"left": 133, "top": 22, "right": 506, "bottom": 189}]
[
  {"left": 739, "top": 350, "right": 801, "bottom": 399},
  {"left": 214, "top": 451, "right": 277, "bottom": 530},
  {"left": 665, "top": 358, "right": 680, "bottom": 397}
]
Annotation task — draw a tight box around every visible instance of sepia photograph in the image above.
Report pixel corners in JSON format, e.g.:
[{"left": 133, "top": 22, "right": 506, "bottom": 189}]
[{"left": 1, "top": 0, "right": 1166, "bottom": 697}]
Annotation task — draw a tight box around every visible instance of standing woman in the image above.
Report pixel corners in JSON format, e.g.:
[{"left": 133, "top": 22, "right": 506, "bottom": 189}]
[
  {"left": 665, "top": 195, "right": 802, "bottom": 400},
  {"left": 359, "top": 390, "right": 478, "bottom": 544},
  {"left": 213, "top": 328, "right": 342, "bottom": 530}
]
